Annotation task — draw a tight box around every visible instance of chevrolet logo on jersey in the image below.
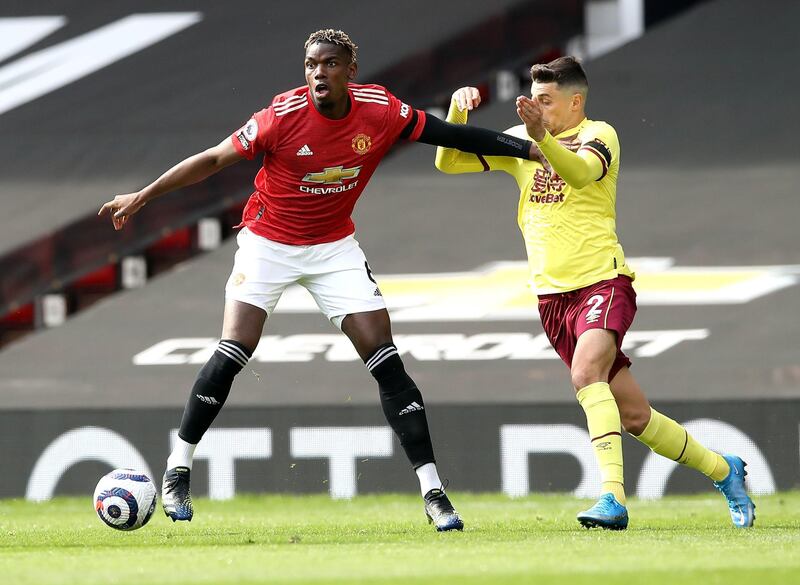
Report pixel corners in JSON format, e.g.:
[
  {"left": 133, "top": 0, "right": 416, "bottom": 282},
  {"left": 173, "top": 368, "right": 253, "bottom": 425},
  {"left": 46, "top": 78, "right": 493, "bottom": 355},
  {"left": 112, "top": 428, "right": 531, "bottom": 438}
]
[
  {"left": 302, "top": 165, "right": 362, "bottom": 184},
  {"left": 300, "top": 165, "right": 363, "bottom": 195}
]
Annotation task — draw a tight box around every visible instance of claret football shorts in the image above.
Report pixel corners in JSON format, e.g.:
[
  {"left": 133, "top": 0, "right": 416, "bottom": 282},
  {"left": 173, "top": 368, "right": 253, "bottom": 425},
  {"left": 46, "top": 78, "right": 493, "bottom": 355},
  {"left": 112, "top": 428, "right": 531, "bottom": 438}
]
[
  {"left": 537, "top": 275, "right": 637, "bottom": 382},
  {"left": 225, "top": 228, "right": 387, "bottom": 328}
]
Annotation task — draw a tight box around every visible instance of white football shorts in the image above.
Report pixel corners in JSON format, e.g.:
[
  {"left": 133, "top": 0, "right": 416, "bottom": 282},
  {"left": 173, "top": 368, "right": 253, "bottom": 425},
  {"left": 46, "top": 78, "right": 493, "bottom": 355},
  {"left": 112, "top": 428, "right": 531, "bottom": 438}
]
[{"left": 224, "top": 228, "right": 386, "bottom": 328}]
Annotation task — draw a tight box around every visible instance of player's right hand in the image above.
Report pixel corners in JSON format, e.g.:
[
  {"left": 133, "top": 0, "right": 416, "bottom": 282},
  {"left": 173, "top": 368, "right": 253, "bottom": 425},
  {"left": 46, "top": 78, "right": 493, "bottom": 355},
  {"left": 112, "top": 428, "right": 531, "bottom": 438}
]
[
  {"left": 98, "top": 192, "right": 146, "bottom": 231},
  {"left": 452, "top": 87, "right": 482, "bottom": 112}
]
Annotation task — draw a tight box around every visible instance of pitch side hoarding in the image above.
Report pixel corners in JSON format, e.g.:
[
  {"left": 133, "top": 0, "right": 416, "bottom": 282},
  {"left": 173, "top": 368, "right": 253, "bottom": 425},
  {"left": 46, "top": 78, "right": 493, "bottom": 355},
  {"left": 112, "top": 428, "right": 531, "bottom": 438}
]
[{"left": 3, "top": 400, "right": 795, "bottom": 500}]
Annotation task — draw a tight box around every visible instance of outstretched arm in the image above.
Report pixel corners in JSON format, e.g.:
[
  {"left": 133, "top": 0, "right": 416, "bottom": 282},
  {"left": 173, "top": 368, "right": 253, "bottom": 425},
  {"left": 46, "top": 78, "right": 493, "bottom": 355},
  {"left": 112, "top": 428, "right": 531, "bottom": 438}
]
[
  {"left": 433, "top": 87, "right": 525, "bottom": 176},
  {"left": 417, "top": 112, "right": 533, "bottom": 161},
  {"left": 409, "top": 88, "right": 534, "bottom": 162},
  {"left": 516, "top": 96, "right": 604, "bottom": 189},
  {"left": 98, "top": 138, "right": 244, "bottom": 230}
]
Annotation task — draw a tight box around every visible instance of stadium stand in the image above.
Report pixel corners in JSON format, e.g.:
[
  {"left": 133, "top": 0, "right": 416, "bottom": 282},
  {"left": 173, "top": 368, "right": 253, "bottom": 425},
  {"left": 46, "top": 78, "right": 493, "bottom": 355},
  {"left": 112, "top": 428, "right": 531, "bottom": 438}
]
[
  {"left": 0, "top": 0, "right": 580, "bottom": 335},
  {"left": 1, "top": 0, "right": 797, "bottom": 405}
]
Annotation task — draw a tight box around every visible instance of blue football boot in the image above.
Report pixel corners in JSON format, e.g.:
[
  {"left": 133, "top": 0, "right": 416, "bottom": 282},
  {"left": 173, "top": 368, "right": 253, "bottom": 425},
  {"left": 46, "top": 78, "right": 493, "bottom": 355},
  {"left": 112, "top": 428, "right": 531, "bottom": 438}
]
[
  {"left": 577, "top": 493, "right": 629, "bottom": 530},
  {"left": 424, "top": 488, "right": 464, "bottom": 532},
  {"left": 713, "top": 455, "right": 755, "bottom": 528},
  {"left": 162, "top": 466, "right": 194, "bottom": 522}
]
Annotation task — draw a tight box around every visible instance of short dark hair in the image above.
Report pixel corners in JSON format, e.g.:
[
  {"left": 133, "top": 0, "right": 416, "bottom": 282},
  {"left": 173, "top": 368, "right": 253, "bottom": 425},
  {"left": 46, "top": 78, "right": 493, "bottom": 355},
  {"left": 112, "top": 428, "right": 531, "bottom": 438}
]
[
  {"left": 304, "top": 29, "right": 358, "bottom": 64},
  {"left": 530, "top": 56, "right": 588, "bottom": 93}
]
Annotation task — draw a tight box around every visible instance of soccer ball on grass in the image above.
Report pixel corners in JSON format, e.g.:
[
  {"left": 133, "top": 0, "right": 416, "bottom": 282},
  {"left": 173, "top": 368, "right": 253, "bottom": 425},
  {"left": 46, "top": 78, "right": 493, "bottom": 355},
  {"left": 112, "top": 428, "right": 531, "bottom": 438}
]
[{"left": 93, "top": 468, "right": 157, "bottom": 531}]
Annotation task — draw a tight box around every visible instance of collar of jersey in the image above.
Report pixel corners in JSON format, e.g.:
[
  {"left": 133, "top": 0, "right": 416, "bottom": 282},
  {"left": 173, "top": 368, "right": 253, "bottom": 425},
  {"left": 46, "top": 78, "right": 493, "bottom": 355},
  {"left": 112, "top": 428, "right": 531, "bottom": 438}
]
[
  {"left": 307, "top": 86, "right": 358, "bottom": 125},
  {"left": 553, "top": 117, "right": 589, "bottom": 139}
]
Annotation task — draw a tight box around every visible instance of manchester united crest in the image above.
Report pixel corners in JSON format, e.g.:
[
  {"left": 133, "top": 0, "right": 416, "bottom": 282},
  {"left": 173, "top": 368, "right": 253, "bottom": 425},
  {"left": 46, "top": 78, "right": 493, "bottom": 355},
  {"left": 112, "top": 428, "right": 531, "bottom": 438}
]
[{"left": 351, "top": 133, "right": 372, "bottom": 155}]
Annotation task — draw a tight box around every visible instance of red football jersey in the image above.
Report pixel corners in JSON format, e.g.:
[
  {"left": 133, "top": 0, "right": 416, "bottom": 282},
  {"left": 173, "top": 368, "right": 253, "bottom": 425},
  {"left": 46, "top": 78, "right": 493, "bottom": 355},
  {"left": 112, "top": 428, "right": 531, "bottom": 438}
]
[{"left": 230, "top": 83, "right": 427, "bottom": 245}]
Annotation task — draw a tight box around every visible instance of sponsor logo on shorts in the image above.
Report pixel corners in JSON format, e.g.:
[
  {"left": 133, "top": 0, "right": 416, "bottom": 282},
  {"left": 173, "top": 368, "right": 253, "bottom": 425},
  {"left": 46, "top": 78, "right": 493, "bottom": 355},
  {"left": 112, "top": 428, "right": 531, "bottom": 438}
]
[
  {"left": 231, "top": 273, "right": 246, "bottom": 286},
  {"left": 351, "top": 133, "right": 372, "bottom": 155}
]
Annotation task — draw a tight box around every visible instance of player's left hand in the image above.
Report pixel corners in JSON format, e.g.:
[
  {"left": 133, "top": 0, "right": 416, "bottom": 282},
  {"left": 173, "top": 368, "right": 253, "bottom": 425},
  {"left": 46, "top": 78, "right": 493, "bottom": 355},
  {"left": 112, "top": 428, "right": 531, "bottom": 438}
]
[{"left": 516, "top": 96, "right": 546, "bottom": 141}]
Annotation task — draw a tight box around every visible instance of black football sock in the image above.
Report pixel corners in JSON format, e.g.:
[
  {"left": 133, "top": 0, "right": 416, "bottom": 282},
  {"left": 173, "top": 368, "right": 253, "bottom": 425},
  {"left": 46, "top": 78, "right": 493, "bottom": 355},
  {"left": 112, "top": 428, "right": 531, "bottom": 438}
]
[
  {"left": 366, "top": 343, "right": 436, "bottom": 468},
  {"left": 177, "top": 339, "right": 252, "bottom": 444}
]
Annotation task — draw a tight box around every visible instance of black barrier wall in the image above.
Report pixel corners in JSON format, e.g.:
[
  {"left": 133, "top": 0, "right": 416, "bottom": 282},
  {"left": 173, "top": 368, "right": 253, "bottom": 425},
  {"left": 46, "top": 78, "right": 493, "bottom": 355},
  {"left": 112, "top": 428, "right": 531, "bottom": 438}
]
[{"left": 3, "top": 400, "right": 796, "bottom": 500}]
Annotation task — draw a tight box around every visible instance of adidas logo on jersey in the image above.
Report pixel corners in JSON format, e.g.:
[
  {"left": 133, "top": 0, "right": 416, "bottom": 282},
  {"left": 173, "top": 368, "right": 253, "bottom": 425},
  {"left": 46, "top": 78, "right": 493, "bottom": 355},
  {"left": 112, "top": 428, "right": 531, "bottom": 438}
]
[
  {"left": 196, "top": 394, "right": 220, "bottom": 405},
  {"left": 399, "top": 401, "right": 424, "bottom": 416},
  {"left": 296, "top": 144, "right": 314, "bottom": 156}
]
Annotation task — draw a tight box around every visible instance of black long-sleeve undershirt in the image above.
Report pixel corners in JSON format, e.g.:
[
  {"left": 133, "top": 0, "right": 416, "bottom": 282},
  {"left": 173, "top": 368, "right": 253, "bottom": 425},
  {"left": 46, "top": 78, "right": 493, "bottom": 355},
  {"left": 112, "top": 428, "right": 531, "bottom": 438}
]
[{"left": 401, "top": 110, "right": 532, "bottom": 160}]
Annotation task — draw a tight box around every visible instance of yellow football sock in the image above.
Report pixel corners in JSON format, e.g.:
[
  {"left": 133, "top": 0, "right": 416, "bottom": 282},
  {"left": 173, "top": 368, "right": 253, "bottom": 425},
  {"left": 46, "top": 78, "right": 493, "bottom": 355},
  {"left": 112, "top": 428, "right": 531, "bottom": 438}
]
[
  {"left": 577, "top": 382, "right": 626, "bottom": 504},
  {"left": 634, "top": 408, "right": 729, "bottom": 482}
]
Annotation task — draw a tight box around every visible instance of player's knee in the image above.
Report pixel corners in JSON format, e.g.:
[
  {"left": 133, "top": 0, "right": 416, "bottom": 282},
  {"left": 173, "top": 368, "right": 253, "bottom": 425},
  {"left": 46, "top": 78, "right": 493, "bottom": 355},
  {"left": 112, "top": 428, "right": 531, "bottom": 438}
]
[
  {"left": 342, "top": 312, "right": 393, "bottom": 359},
  {"left": 620, "top": 407, "right": 650, "bottom": 436},
  {"left": 200, "top": 339, "right": 252, "bottom": 384},
  {"left": 365, "top": 343, "right": 413, "bottom": 397},
  {"left": 570, "top": 367, "right": 606, "bottom": 391}
]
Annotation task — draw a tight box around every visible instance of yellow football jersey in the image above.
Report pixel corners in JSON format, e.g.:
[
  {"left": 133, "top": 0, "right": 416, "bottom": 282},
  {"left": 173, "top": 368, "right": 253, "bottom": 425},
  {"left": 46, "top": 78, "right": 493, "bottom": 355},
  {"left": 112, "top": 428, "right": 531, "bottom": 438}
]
[{"left": 435, "top": 101, "right": 634, "bottom": 294}]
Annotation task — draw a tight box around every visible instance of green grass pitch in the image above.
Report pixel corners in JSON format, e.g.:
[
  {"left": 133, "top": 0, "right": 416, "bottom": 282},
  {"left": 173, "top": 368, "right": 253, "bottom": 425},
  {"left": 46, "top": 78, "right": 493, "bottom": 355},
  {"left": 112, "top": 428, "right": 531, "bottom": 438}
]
[{"left": 1, "top": 492, "right": 799, "bottom": 585}]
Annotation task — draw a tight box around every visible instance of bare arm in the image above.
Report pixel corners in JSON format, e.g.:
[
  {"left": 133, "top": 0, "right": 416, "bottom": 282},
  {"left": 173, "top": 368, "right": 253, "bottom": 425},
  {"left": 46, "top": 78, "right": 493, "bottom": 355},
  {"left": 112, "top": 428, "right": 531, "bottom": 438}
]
[{"left": 98, "top": 137, "right": 244, "bottom": 230}]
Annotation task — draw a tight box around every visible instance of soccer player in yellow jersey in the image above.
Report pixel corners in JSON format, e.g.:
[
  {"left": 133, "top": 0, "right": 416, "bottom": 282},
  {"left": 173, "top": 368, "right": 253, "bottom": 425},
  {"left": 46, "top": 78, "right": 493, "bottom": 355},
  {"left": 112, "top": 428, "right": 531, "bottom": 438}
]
[{"left": 435, "top": 56, "right": 755, "bottom": 529}]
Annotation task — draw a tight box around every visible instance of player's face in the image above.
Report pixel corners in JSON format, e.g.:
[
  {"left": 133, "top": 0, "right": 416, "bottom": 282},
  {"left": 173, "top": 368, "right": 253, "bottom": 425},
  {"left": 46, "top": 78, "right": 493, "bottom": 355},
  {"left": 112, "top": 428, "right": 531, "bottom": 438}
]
[
  {"left": 531, "top": 82, "right": 582, "bottom": 134},
  {"left": 304, "top": 43, "right": 356, "bottom": 107}
]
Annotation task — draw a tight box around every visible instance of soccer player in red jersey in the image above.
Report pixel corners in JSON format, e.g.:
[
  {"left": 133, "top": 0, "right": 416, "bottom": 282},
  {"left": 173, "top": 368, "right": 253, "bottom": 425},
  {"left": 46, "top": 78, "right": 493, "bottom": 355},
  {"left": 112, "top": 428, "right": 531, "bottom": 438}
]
[{"left": 99, "top": 29, "right": 540, "bottom": 531}]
